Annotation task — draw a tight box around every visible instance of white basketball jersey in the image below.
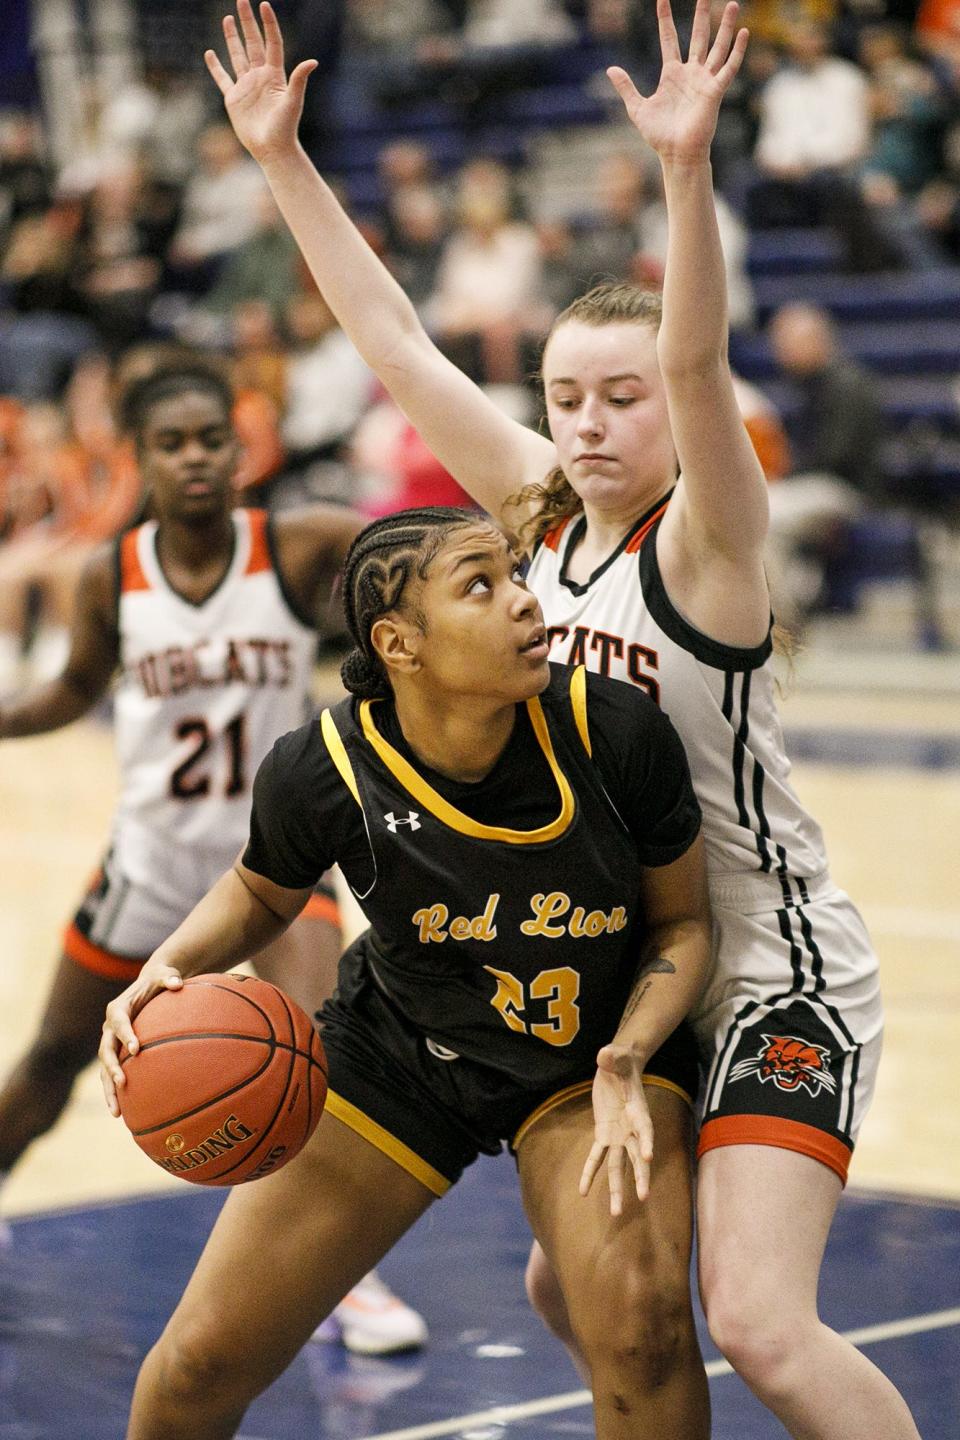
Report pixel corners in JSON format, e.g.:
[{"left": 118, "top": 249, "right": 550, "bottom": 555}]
[
  {"left": 527, "top": 504, "right": 828, "bottom": 880},
  {"left": 111, "top": 509, "right": 316, "bottom": 888}
]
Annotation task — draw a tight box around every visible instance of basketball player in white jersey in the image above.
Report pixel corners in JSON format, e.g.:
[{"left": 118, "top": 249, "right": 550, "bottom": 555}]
[
  {"left": 205, "top": 2, "right": 919, "bottom": 1433},
  {"left": 0, "top": 361, "right": 427, "bottom": 1357}
]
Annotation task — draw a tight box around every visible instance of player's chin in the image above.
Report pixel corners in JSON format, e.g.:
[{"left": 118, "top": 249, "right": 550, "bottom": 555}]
[{"left": 515, "top": 650, "right": 551, "bottom": 696}]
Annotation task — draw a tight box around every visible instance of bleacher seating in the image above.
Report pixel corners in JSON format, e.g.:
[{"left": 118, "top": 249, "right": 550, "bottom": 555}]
[{"left": 317, "top": 33, "right": 959, "bottom": 637}]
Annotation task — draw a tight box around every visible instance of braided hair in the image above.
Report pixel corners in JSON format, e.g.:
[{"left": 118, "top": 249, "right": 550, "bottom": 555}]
[{"left": 340, "top": 507, "right": 481, "bottom": 700}]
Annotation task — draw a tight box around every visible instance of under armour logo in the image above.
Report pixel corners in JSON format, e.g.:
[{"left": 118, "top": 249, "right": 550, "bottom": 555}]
[{"left": 384, "top": 810, "right": 421, "bottom": 832}]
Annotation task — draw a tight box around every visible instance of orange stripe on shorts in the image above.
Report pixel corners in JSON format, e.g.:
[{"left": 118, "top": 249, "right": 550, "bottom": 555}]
[
  {"left": 697, "top": 1113, "right": 852, "bottom": 1186},
  {"left": 63, "top": 923, "right": 145, "bottom": 982},
  {"left": 302, "top": 893, "right": 341, "bottom": 927}
]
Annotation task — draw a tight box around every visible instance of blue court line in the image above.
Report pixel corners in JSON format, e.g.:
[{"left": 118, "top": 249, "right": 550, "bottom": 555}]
[{"left": 783, "top": 727, "right": 960, "bottom": 769}]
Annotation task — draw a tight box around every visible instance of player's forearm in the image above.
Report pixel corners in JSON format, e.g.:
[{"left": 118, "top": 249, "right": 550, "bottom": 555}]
[
  {"left": 612, "top": 916, "right": 711, "bottom": 1062},
  {"left": 259, "top": 144, "right": 426, "bottom": 374},
  {"left": 658, "top": 157, "right": 728, "bottom": 375},
  {"left": 0, "top": 672, "right": 103, "bottom": 738},
  {"left": 150, "top": 868, "right": 291, "bottom": 979}
]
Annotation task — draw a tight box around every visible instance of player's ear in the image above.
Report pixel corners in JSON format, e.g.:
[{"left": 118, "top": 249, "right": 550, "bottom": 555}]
[{"left": 370, "top": 613, "right": 422, "bottom": 678}]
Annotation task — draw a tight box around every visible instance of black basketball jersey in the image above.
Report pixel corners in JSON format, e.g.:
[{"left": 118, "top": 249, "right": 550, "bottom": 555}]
[{"left": 303, "top": 665, "right": 699, "bottom": 1090}]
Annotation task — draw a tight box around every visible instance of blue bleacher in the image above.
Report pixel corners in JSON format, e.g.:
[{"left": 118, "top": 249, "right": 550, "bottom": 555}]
[
  {"left": 756, "top": 376, "right": 960, "bottom": 436},
  {"left": 752, "top": 268, "right": 960, "bottom": 324},
  {"left": 732, "top": 319, "right": 960, "bottom": 381},
  {"left": 747, "top": 228, "right": 844, "bottom": 276},
  {"left": 322, "top": 42, "right": 960, "bottom": 548}
]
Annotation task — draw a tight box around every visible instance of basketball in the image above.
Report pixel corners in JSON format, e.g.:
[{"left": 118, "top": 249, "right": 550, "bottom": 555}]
[{"left": 117, "top": 973, "right": 327, "bottom": 1186}]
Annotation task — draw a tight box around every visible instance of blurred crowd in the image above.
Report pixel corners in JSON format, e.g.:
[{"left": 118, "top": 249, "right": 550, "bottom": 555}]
[{"left": 2, "top": 0, "right": 959, "bottom": 684}]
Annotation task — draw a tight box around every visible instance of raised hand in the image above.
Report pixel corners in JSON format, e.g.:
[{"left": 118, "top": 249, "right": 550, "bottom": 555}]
[
  {"left": 579, "top": 1042, "right": 654, "bottom": 1216},
  {"left": 607, "top": 0, "right": 748, "bottom": 165},
  {"left": 205, "top": 0, "right": 318, "bottom": 164}
]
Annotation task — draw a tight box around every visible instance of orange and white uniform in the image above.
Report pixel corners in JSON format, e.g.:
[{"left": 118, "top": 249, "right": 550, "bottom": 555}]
[
  {"left": 65, "top": 508, "right": 334, "bottom": 980},
  {"left": 526, "top": 497, "right": 883, "bottom": 1185}
]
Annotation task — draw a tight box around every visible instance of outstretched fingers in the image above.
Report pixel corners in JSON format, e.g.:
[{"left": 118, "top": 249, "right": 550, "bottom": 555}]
[
  {"left": 688, "top": 0, "right": 714, "bottom": 65},
  {"left": 656, "top": 0, "right": 682, "bottom": 64},
  {"left": 579, "top": 1139, "right": 606, "bottom": 1196},
  {"left": 237, "top": 0, "right": 267, "bottom": 65},
  {"left": 716, "top": 23, "right": 750, "bottom": 85},
  {"left": 222, "top": 13, "right": 251, "bottom": 78},
  {"left": 238, "top": 0, "right": 269, "bottom": 65},
  {"left": 706, "top": 0, "right": 736, "bottom": 69},
  {"left": 606, "top": 1146, "right": 626, "bottom": 1217},
  {"left": 259, "top": 0, "right": 286, "bottom": 70},
  {"left": 205, "top": 47, "right": 234, "bottom": 96},
  {"left": 606, "top": 64, "right": 647, "bottom": 115}
]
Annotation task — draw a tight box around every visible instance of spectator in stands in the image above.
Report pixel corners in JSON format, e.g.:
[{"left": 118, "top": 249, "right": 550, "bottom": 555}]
[
  {"left": 166, "top": 124, "right": 269, "bottom": 292},
  {"left": 351, "top": 392, "right": 477, "bottom": 515},
  {"left": 228, "top": 300, "right": 288, "bottom": 501},
  {"left": 731, "top": 371, "right": 791, "bottom": 482},
  {"left": 855, "top": 22, "right": 952, "bottom": 267},
  {"left": 377, "top": 138, "right": 448, "bottom": 241},
  {"left": 568, "top": 150, "right": 649, "bottom": 288},
  {"left": 914, "top": 0, "right": 960, "bottom": 82},
  {"left": 196, "top": 189, "right": 304, "bottom": 337},
  {"left": 539, "top": 149, "right": 754, "bottom": 329},
  {"left": 348, "top": 0, "right": 461, "bottom": 53},
  {"left": 0, "top": 196, "right": 98, "bottom": 402},
  {"left": 0, "top": 397, "right": 25, "bottom": 540},
  {"left": 385, "top": 184, "right": 449, "bottom": 313},
  {"left": 277, "top": 0, "right": 347, "bottom": 152},
  {"left": 429, "top": 157, "right": 549, "bottom": 384},
  {"left": 764, "top": 301, "right": 886, "bottom": 619},
  {"left": 459, "top": 0, "right": 577, "bottom": 48},
  {"left": 749, "top": 19, "right": 903, "bottom": 270},
  {"left": 98, "top": 64, "right": 207, "bottom": 188},
  {"left": 345, "top": 0, "right": 466, "bottom": 107},
  {"left": 629, "top": 156, "right": 755, "bottom": 330},
  {"left": 859, "top": 23, "right": 947, "bottom": 195},
  {"left": 752, "top": 21, "right": 869, "bottom": 185},
  {"left": 279, "top": 288, "right": 375, "bottom": 504},
  {"left": 0, "top": 112, "right": 51, "bottom": 241},
  {"left": 0, "top": 396, "right": 141, "bottom": 687},
  {"left": 73, "top": 160, "right": 164, "bottom": 355},
  {"left": 916, "top": 119, "right": 960, "bottom": 260}
]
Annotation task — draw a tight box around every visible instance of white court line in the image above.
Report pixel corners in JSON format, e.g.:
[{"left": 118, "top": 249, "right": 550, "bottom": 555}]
[{"left": 359, "top": 1306, "right": 960, "bottom": 1440}]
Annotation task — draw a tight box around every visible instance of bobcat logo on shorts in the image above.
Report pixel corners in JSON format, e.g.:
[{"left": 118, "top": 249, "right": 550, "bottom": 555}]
[{"left": 728, "top": 1033, "right": 837, "bottom": 1097}]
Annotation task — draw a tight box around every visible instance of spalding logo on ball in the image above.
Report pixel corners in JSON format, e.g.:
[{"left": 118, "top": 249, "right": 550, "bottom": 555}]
[{"left": 117, "top": 973, "right": 328, "bottom": 1186}]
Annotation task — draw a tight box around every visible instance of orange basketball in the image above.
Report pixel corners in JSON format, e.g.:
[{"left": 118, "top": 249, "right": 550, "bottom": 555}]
[{"left": 117, "top": 972, "right": 327, "bottom": 1186}]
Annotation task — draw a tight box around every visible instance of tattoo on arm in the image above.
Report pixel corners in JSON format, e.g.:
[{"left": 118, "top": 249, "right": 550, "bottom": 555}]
[{"left": 620, "top": 955, "right": 677, "bottom": 1024}]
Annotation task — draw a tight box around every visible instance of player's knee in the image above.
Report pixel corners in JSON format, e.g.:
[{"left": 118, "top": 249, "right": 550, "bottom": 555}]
[
  {"left": 702, "top": 1278, "right": 803, "bottom": 1390},
  {"left": 524, "top": 1246, "right": 571, "bottom": 1340},
  {"left": 150, "top": 1324, "right": 252, "bottom": 1413},
  {"left": 574, "top": 1258, "right": 695, "bottom": 1391}
]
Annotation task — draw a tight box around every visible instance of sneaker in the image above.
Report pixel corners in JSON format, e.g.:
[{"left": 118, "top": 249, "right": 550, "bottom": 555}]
[{"left": 323, "top": 1271, "right": 428, "bottom": 1356}]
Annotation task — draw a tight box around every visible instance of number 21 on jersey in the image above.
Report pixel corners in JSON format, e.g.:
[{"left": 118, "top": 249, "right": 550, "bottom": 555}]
[{"left": 170, "top": 712, "right": 247, "bottom": 799}]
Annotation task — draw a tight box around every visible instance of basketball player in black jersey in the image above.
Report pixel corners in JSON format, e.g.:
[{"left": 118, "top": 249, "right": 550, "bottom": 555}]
[{"left": 99, "top": 507, "right": 711, "bottom": 1440}]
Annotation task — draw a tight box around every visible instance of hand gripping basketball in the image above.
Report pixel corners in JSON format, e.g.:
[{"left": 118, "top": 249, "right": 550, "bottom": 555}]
[{"left": 109, "top": 972, "right": 327, "bottom": 1186}]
